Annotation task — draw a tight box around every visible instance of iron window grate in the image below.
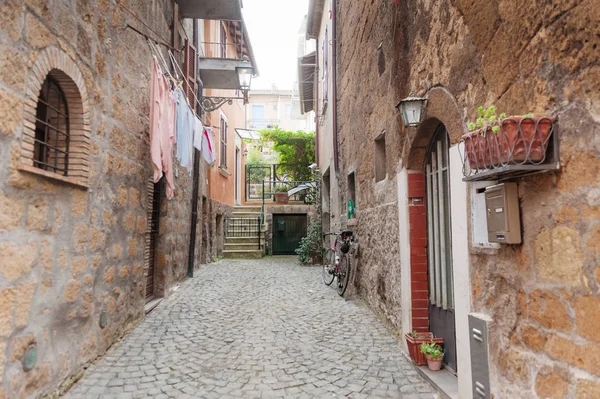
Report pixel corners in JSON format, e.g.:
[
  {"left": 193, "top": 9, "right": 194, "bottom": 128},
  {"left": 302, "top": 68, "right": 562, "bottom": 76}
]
[{"left": 34, "top": 76, "right": 70, "bottom": 176}]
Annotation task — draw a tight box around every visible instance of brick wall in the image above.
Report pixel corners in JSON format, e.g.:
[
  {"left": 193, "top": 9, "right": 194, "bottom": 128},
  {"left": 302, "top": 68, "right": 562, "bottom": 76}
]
[{"left": 408, "top": 172, "right": 428, "bottom": 332}]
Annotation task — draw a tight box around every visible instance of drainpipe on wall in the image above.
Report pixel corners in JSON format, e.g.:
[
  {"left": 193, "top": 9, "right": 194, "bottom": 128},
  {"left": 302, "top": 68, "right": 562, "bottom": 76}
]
[
  {"left": 187, "top": 19, "right": 200, "bottom": 278},
  {"left": 315, "top": 40, "right": 320, "bottom": 166},
  {"left": 332, "top": 0, "right": 339, "bottom": 172}
]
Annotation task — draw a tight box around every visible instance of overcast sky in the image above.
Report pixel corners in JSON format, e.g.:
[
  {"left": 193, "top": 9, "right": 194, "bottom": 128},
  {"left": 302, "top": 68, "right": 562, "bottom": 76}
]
[{"left": 242, "top": 0, "right": 310, "bottom": 90}]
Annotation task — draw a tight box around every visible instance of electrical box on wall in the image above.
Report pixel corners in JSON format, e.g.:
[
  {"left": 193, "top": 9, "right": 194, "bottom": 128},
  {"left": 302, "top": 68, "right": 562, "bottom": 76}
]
[{"left": 485, "top": 183, "right": 521, "bottom": 244}]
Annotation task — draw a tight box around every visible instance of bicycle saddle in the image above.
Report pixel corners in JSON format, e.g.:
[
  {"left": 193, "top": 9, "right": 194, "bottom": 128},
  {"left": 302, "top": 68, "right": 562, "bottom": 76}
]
[{"left": 341, "top": 230, "right": 353, "bottom": 239}]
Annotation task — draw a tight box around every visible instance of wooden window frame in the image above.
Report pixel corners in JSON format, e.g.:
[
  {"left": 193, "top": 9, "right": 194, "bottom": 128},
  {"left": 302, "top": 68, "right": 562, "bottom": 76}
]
[
  {"left": 322, "top": 27, "right": 329, "bottom": 110},
  {"left": 220, "top": 22, "right": 227, "bottom": 58},
  {"left": 220, "top": 116, "right": 228, "bottom": 169}
]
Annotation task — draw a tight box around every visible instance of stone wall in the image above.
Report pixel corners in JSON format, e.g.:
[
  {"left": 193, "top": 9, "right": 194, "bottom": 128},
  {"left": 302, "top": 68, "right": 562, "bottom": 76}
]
[
  {"left": 206, "top": 199, "right": 233, "bottom": 261},
  {"left": 0, "top": 0, "right": 199, "bottom": 397},
  {"left": 336, "top": 0, "right": 600, "bottom": 397},
  {"left": 335, "top": 0, "right": 406, "bottom": 337}
]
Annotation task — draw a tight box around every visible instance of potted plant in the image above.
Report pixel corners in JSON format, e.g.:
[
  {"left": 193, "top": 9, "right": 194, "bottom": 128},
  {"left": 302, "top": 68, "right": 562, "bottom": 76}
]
[
  {"left": 273, "top": 184, "right": 289, "bottom": 204},
  {"left": 420, "top": 341, "right": 445, "bottom": 371},
  {"left": 404, "top": 331, "right": 444, "bottom": 366},
  {"left": 463, "top": 106, "right": 503, "bottom": 169},
  {"left": 464, "top": 106, "right": 556, "bottom": 169}
]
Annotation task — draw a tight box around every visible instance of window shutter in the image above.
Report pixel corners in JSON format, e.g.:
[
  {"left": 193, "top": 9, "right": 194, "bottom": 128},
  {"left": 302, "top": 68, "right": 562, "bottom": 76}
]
[
  {"left": 183, "top": 39, "right": 197, "bottom": 107},
  {"left": 323, "top": 28, "right": 328, "bottom": 105}
]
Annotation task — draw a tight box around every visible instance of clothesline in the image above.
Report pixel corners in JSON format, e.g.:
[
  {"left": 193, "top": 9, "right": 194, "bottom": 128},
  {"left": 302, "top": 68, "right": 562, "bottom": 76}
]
[{"left": 147, "top": 39, "right": 220, "bottom": 129}]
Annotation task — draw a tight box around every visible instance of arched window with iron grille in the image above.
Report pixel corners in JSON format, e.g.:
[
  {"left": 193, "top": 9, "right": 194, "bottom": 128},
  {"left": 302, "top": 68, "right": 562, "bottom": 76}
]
[{"left": 34, "top": 76, "right": 70, "bottom": 176}]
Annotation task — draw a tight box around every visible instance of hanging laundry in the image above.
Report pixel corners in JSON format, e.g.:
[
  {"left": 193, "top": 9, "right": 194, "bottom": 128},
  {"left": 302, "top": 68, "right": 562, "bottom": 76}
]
[
  {"left": 174, "top": 87, "right": 194, "bottom": 175},
  {"left": 201, "top": 126, "right": 217, "bottom": 165},
  {"left": 193, "top": 116, "right": 203, "bottom": 151},
  {"left": 149, "top": 57, "right": 176, "bottom": 199}
]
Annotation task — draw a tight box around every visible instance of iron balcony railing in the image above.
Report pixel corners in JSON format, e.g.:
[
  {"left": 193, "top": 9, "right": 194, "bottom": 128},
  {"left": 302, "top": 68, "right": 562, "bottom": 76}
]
[{"left": 245, "top": 163, "right": 314, "bottom": 202}]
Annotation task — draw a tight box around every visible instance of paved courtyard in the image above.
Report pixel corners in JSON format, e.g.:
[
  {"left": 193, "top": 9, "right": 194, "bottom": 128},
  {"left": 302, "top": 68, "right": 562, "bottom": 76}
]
[{"left": 66, "top": 257, "right": 437, "bottom": 399}]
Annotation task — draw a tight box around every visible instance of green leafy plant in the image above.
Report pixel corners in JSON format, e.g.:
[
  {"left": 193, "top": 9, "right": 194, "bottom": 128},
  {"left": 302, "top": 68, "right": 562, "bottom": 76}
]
[
  {"left": 259, "top": 127, "right": 316, "bottom": 182},
  {"left": 523, "top": 113, "right": 534, "bottom": 118},
  {"left": 468, "top": 105, "right": 504, "bottom": 132},
  {"left": 296, "top": 171, "right": 323, "bottom": 264},
  {"left": 273, "top": 184, "right": 289, "bottom": 193},
  {"left": 420, "top": 342, "right": 444, "bottom": 359},
  {"left": 409, "top": 330, "right": 419, "bottom": 339}
]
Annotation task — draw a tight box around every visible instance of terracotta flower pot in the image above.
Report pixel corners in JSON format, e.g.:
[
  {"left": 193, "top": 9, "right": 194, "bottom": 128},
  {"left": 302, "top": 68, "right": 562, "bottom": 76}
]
[
  {"left": 405, "top": 333, "right": 444, "bottom": 366},
  {"left": 501, "top": 116, "right": 554, "bottom": 163},
  {"left": 426, "top": 354, "right": 444, "bottom": 371},
  {"left": 274, "top": 193, "right": 289, "bottom": 204},
  {"left": 462, "top": 127, "right": 496, "bottom": 170}
]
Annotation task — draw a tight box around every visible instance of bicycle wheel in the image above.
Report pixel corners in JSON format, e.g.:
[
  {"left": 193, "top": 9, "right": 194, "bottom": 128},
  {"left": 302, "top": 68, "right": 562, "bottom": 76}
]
[
  {"left": 337, "top": 254, "right": 351, "bottom": 296},
  {"left": 322, "top": 248, "right": 335, "bottom": 286}
]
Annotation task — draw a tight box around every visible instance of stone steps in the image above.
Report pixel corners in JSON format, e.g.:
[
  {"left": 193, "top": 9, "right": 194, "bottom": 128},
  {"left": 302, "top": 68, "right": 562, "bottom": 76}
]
[
  {"left": 223, "top": 250, "right": 263, "bottom": 259},
  {"left": 224, "top": 242, "right": 262, "bottom": 251},
  {"left": 224, "top": 207, "right": 264, "bottom": 259}
]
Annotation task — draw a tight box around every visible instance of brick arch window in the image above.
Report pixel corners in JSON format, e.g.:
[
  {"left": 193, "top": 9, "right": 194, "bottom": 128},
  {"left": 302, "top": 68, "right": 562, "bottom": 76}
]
[
  {"left": 34, "top": 73, "right": 70, "bottom": 175},
  {"left": 20, "top": 48, "right": 91, "bottom": 188}
]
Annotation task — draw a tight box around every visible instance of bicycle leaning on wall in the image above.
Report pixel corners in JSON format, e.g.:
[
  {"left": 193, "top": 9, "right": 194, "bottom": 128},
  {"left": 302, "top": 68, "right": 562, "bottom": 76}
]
[{"left": 322, "top": 231, "right": 354, "bottom": 296}]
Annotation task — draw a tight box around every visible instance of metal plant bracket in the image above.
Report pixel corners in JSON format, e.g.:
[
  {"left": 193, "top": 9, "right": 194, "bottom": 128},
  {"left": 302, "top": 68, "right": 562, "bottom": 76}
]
[{"left": 202, "top": 96, "right": 244, "bottom": 112}]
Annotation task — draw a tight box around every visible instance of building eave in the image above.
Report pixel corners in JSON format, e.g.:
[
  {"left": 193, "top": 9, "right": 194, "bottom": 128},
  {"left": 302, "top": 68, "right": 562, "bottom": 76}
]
[{"left": 306, "top": 0, "right": 325, "bottom": 39}]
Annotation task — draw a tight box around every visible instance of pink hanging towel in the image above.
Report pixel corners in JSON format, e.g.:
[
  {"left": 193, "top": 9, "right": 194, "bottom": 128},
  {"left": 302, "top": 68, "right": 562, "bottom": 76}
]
[{"left": 149, "top": 57, "right": 176, "bottom": 199}]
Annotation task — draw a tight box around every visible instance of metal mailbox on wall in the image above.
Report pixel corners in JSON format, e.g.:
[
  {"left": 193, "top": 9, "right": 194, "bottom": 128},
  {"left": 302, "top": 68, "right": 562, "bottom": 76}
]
[{"left": 484, "top": 183, "right": 521, "bottom": 244}]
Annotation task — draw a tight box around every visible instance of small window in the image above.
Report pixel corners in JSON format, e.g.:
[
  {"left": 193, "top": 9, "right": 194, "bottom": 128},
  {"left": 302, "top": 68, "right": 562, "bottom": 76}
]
[
  {"left": 34, "top": 76, "right": 70, "bottom": 175},
  {"left": 220, "top": 22, "right": 227, "bottom": 58},
  {"left": 20, "top": 49, "right": 91, "bottom": 188},
  {"left": 348, "top": 171, "right": 356, "bottom": 219},
  {"left": 220, "top": 117, "right": 228, "bottom": 169},
  {"left": 285, "top": 104, "right": 291, "bottom": 116},
  {"left": 252, "top": 105, "right": 264, "bottom": 129},
  {"left": 374, "top": 133, "right": 387, "bottom": 182}
]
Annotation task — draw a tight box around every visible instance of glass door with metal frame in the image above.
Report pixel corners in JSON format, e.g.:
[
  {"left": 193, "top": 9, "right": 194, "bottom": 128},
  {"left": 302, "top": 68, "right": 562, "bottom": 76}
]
[{"left": 426, "top": 124, "right": 457, "bottom": 373}]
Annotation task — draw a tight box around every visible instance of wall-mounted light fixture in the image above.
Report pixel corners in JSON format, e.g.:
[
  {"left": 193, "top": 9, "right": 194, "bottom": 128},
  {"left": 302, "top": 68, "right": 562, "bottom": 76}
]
[
  {"left": 395, "top": 93, "right": 427, "bottom": 127},
  {"left": 203, "top": 67, "right": 254, "bottom": 112}
]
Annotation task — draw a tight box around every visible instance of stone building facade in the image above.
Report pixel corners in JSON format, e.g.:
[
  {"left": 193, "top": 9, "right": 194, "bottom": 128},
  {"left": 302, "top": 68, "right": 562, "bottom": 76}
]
[
  {"left": 0, "top": 0, "right": 254, "bottom": 397},
  {"left": 304, "top": 0, "right": 600, "bottom": 397}
]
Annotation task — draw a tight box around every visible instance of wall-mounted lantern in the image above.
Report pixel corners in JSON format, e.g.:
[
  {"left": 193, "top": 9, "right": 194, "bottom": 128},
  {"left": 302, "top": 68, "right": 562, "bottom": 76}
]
[
  {"left": 236, "top": 66, "right": 253, "bottom": 93},
  {"left": 243, "top": 148, "right": 249, "bottom": 157},
  {"left": 203, "top": 66, "right": 254, "bottom": 112},
  {"left": 395, "top": 94, "right": 427, "bottom": 127}
]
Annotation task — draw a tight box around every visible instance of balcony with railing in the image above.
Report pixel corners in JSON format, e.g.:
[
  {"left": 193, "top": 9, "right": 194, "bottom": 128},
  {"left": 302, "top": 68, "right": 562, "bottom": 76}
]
[
  {"left": 198, "top": 20, "right": 257, "bottom": 91},
  {"left": 245, "top": 164, "right": 316, "bottom": 203}
]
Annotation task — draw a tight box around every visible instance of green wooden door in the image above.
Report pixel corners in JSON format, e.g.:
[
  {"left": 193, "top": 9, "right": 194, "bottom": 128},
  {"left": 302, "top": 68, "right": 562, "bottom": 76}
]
[{"left": 272, "top": 214, "right": 307, "bottom": 255}]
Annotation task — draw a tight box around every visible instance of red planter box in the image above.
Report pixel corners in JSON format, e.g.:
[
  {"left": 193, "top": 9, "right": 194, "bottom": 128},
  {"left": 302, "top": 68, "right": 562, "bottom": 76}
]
[{"left": 405, "top": 332, "right": 444, "bottom": 366}]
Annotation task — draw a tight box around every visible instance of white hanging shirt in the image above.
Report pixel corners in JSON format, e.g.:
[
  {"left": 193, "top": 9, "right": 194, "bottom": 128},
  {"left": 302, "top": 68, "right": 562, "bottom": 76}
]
[
  {"left": 200, "top": 126, "right": 216, "bottom": 165},
  {"left": 193, "top": 117, "right": 203, "bottom": 151}
]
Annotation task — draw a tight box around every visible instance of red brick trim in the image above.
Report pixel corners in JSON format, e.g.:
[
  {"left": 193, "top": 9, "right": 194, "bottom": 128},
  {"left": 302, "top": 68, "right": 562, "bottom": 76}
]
[
  {"left": 20, "top": 47, "right": 91, "bottom": 188},
  {"left": 408, "top": 172, "right": 429, "bottom": 332}
]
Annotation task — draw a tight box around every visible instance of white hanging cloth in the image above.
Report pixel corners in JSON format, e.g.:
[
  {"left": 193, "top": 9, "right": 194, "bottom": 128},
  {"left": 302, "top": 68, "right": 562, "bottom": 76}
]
[{"left": 200, "top": 126, "right": 216, "bottom": 165}]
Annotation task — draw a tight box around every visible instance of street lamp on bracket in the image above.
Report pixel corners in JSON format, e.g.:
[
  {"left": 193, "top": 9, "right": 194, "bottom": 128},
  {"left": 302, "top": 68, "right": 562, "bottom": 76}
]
[
  {"left": 202, "top": 66, "right": 254, "bottom": 113},
  {"left": 395, "top": 93, "right": 427, "bottom": 127}
]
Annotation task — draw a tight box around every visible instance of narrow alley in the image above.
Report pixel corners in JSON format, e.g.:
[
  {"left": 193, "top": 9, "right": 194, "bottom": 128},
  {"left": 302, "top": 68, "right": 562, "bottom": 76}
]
[{"left": 65, "top": 257, "right": 437, "bottom": 399}]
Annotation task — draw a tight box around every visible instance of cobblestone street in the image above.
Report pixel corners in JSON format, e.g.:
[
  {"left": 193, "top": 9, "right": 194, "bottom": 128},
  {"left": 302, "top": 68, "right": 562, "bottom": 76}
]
[{"left": 66, "top": 257, "right": 437, "bottom": 399}]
